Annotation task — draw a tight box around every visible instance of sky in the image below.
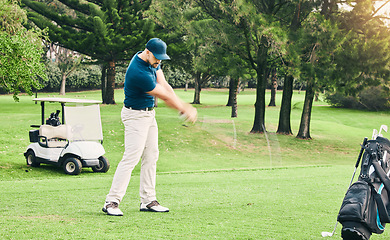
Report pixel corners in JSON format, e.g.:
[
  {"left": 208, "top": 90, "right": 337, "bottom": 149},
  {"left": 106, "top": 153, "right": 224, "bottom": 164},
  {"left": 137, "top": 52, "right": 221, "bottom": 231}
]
[
  {"left": 339, "top": 0, "right": 390, "bottom": 24},
  {"left": 375, "top": 0, "right": 390, "bottom": 25},
  {"left": 375, "top": 0, "right": 390, "bottom": 15},
  {"left": 340, "top": 0, "right": 390, "bottom": 15}
]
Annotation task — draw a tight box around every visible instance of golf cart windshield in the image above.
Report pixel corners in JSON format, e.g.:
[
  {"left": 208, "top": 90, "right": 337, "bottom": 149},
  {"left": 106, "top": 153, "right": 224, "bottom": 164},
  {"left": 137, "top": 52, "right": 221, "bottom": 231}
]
[
  {"left": 33, "top": 98, "right": 103, "bottom": 142},
  {"left": 64, "top": 104, "right": 103, "bottom": 141}
]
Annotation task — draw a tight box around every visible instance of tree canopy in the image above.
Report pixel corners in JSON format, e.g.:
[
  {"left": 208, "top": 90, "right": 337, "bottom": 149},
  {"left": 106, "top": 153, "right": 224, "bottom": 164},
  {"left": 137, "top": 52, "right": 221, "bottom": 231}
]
[
  {"left": 13, "top": 0, "right": 390, "bottom": 139},
  {"left": 0, "top": 0, "right": 47, "bottom": 101},
  {"left": 22, "top": 0, "right": 154, "bottom": 103}
]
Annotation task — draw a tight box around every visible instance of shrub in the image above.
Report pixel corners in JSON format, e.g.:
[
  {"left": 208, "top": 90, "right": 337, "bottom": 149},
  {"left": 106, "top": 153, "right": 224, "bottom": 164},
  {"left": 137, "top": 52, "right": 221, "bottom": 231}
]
[
  {"left": 325, "top": 86, "right": 390, "bottom": 111},
  {"left": 66, "top": 65, "right": 101, "bottom": 90},
  {"left": 40, "top": 62, "right": 61, "bottom": 91},
  {"left": 115, "top": 65, "right": 126, "bottom": 88},
  {"left": 163, "top": 65, "right": 193, "bottom": 88},
  {"left": 39, "top": 62, "right": 101, "bottom": 92},
  {"left": 324, "top": 92, "right": 358, "bottom": 108},
  {"left": 358, "top": 86, "right": 390, "bottom": 111}
]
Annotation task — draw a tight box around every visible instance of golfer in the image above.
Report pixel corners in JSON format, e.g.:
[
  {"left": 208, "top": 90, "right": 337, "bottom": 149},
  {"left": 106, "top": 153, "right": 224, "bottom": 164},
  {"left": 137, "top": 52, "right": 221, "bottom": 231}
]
[{"left": 102, "top": 38, "right": 197, "bottom": 216}]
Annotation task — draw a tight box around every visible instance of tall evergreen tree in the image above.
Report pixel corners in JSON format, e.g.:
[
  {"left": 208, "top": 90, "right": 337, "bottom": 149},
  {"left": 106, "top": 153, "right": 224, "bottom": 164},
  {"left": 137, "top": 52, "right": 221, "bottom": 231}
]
[
  {"left": 22, "top": 0, "right": 154, "bottom": 104},
  {"left": 330, "top": 0, "right": 390, "bottom": 97},
  {"left": 276, "top": 0, "right": 315, "bottom": 135},
  {"left": 147, "top": 0, "right": 234, "bottom": 105},
  {"left": 296, "top": 11, "right": 345, "bottom": 139},
  {"left": 195, "top": 0, "right": 288, "bottom": 133}
]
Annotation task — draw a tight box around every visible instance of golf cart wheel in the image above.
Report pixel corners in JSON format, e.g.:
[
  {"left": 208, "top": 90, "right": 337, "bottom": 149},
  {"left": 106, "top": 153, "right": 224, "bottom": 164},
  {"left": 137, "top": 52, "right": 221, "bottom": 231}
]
[
  {"left": 92, "top": 156, "right": 110, "bottom": 173},
  {"left": 63, "top": 157, "right": 82, "bottom": 175},
  {"left": 26, "top": 150, "right": 40, "bottom": 167}
]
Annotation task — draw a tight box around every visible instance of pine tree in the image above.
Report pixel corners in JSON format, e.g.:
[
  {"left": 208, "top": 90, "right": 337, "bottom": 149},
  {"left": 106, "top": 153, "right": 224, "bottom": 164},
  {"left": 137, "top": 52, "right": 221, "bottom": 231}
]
[
  {"left": 22, "top": 0, "right": 154, "bottom": 104},
  {"left": 195, "top": 0, "right": 288, "bottom": 133}
]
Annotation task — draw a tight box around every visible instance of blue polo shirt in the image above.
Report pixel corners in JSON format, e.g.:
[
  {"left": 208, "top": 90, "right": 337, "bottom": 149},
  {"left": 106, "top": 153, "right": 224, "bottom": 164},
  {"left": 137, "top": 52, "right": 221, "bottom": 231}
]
[{"left": 123, "top": 51, "right": 160, "bottom": 109}]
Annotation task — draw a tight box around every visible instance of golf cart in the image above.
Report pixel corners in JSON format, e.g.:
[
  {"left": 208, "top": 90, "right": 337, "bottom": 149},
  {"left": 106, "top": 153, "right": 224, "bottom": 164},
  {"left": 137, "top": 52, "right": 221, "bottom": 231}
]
[{"left": 24, "top": 97, "right": 109, "bottom": 175}]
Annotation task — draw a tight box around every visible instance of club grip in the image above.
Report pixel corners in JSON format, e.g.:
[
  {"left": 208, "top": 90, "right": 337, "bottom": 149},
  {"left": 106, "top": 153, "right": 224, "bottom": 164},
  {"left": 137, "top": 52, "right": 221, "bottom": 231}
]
[{"left": 355, "top": 137, "right": 368, "bottom": 168}]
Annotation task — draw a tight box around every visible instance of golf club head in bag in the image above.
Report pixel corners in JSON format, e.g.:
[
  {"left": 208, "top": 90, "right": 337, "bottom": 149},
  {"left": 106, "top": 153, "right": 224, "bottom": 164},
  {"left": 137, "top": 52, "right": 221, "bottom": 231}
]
[
  {"left": 337, "top": 131, "right": 390, "bottom": 240},
  {"left": 379, "top": 125, "right": 388, "bottom": 137},
  {"left": 372, "top": 129, "right": 378, "bottom": 140}
]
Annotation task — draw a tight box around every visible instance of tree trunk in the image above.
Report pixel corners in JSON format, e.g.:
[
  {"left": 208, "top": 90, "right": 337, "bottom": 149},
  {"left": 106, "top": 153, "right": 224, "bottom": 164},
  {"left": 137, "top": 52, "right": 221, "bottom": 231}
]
[
  {"left": 276, "top": 0, "right": 300, "bottom": 135},
  {"left": 59, "top": 73, "right": 66, "bottom": 95},
  {"left": 314, "top": 92, "right": 319, "bottom": 101},
  {"left": 231, "top": 78, "right": 239, "bottom": 118},
  {"left": 104, "top": 60, "right": 116, "bottom": 104},
  {"left": 250, "top": 39, "right": 269, "bottom": 133},
  {"left": 154, "top": 96, "right": 158, "bottom": 107},
  {"left": 296, "top": 80, "right": 315, "bottom": 139},
  {"left": 277, "top": 75, "right": 293, "bottom": 135},
  {"left": 250, "top": 67, "right": 268, "bottom": 133},
  {"left": 268, "top": 68, "right": 277, "bottom": 107},
  {"left": 227, "top": 77, "right": 240, "bottom": 107},
  {"left": 101, "top": 64, "right": 107, "bottom": 103},
  {"left": 227, "top": 77, "right": 234, "bottom": 107},
  {"left": 192, "top": 72, "right": 201, "bottom": 104}
]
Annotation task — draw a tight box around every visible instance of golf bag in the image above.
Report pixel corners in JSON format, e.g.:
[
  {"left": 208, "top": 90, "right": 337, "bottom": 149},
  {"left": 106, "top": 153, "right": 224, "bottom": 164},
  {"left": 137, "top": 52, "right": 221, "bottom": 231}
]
[
  {"left": 338, "top": 136, "right": 390, "bottom": 240},
  {"left": 46, "top": 110, "right": 61, "bottom": 126}
]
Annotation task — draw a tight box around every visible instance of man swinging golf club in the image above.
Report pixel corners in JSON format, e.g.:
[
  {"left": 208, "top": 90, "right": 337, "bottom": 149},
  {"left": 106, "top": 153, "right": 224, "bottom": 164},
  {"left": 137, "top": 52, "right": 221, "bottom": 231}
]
[{"left": 102, "top": 38, "right": 197, "bottom": 216}]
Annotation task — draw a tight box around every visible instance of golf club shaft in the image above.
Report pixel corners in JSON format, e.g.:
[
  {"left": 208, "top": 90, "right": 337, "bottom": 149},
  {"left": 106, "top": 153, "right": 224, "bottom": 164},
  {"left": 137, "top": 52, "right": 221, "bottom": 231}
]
[
  {"left": 348, "top": 168, "right": 358, "bottom": 191},
  {"left": 348, "top": 138, "right": 368, "bottom": 186},
  {"left": 330, "top": 222, "right": 338, "bottom": 236},
  {"left": 325, "top": 137, "right": 368, "bottom": 237},
  {"left": 329, "top": 167, "right": 358, "bottom": 236}
]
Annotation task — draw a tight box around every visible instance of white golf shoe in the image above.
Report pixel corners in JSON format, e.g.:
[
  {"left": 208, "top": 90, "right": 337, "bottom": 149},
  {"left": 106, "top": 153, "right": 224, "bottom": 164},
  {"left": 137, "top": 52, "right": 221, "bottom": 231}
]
[
  {"left": 102, "top": 201, "right": 123, "bottom": 216},
  {"left": 140, "top": 200, "right": 169, "bottom": 212}
]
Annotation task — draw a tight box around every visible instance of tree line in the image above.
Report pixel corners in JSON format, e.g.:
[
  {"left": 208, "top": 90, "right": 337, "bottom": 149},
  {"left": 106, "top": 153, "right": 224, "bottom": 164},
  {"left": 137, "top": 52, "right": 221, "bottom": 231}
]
[{"left": 1, "top": 0, "right": 390, "bottom": 139}]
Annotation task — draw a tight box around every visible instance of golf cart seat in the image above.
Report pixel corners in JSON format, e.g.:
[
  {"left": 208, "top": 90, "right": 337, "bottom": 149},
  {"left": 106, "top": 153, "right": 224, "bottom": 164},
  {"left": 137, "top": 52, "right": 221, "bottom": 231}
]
[{"left": 39, "top": 125, "right": 71, "bottom": 148}]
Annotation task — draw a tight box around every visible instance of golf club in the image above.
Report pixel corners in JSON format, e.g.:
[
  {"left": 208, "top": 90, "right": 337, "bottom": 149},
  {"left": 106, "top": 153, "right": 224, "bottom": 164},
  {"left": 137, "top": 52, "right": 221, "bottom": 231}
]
[
  {"left": 378, "top": 125, "right": 388, "bottom": 137},
  {"left": 372, "top": 129, "right": 378, "bottom": 140},
  {"left": 321, "top": 137, "right": 368, "bottom": 237}
]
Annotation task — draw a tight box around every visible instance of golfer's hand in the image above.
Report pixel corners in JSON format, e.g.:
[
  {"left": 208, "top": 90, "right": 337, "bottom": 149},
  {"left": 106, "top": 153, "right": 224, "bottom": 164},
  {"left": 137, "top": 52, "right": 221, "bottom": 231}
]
[{"left": 181, "top": 104, "right": 197, "bottom": 123}]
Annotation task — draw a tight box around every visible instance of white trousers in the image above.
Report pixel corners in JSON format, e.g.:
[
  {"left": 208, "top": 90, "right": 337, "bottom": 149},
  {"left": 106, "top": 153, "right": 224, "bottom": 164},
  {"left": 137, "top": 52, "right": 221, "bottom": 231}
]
[{"left": 106, "top": 107, "right": 159, "bottom": 204}]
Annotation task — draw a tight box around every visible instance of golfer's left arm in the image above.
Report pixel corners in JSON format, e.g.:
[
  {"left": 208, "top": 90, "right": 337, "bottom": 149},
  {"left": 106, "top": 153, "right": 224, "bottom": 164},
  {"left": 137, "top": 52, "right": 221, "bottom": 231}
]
[
  {"left": 147, "top": 69, "right": 197, "bottom": 122},
  {"left": 156, "top": 69, "right": 176, "bottom": 96},
  {"left": 147, "top": 69, "right": 185, "bottom": 112}
]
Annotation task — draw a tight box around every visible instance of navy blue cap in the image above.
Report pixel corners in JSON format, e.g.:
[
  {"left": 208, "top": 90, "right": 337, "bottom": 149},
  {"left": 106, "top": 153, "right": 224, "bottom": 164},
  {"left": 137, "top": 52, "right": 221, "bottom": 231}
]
[{"left": 145, "top": 38, "right": 170, "bottom": 60}]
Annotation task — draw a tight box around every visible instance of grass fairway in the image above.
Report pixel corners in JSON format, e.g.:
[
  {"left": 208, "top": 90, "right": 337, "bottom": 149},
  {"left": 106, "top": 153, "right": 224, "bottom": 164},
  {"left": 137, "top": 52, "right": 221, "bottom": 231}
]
[
  {"left": 1, "top": 89, "right": 390, "bottom": 239},
  {"left": 0, "top": 166, "right": 358, "bottom": 239}
]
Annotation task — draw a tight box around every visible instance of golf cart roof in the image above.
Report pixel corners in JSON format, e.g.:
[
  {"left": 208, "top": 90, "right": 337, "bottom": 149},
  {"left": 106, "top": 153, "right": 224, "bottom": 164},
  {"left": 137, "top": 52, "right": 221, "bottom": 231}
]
[{"left": 33, "top": 97, "right": 101, "bottom": 104}]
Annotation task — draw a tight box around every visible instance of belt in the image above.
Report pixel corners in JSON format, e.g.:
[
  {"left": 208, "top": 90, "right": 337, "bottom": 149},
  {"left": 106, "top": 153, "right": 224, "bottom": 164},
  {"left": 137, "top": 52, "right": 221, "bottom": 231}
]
[{"left": 125, "top": 106, "right": 154, "bottom": 111}]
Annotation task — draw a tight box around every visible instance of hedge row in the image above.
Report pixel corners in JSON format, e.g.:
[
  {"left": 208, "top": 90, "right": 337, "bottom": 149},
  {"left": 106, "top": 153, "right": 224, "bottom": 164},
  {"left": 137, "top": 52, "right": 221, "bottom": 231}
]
[
  {"left": 325, "top": 86, "right": 390, "bottom": 111},
  {"left": 38, "top": 63, "right": 191, "bottom": 92}
]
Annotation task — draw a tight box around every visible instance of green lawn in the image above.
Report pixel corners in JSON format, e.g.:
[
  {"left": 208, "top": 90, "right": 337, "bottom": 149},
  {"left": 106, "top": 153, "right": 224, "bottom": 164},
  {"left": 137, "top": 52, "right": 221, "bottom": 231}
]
[
  {"left": 1, "top": 88, "right": 390, "bottom": 239},
  {"left": 0, "top": 166, "right": 362, "bottom": 240}
]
